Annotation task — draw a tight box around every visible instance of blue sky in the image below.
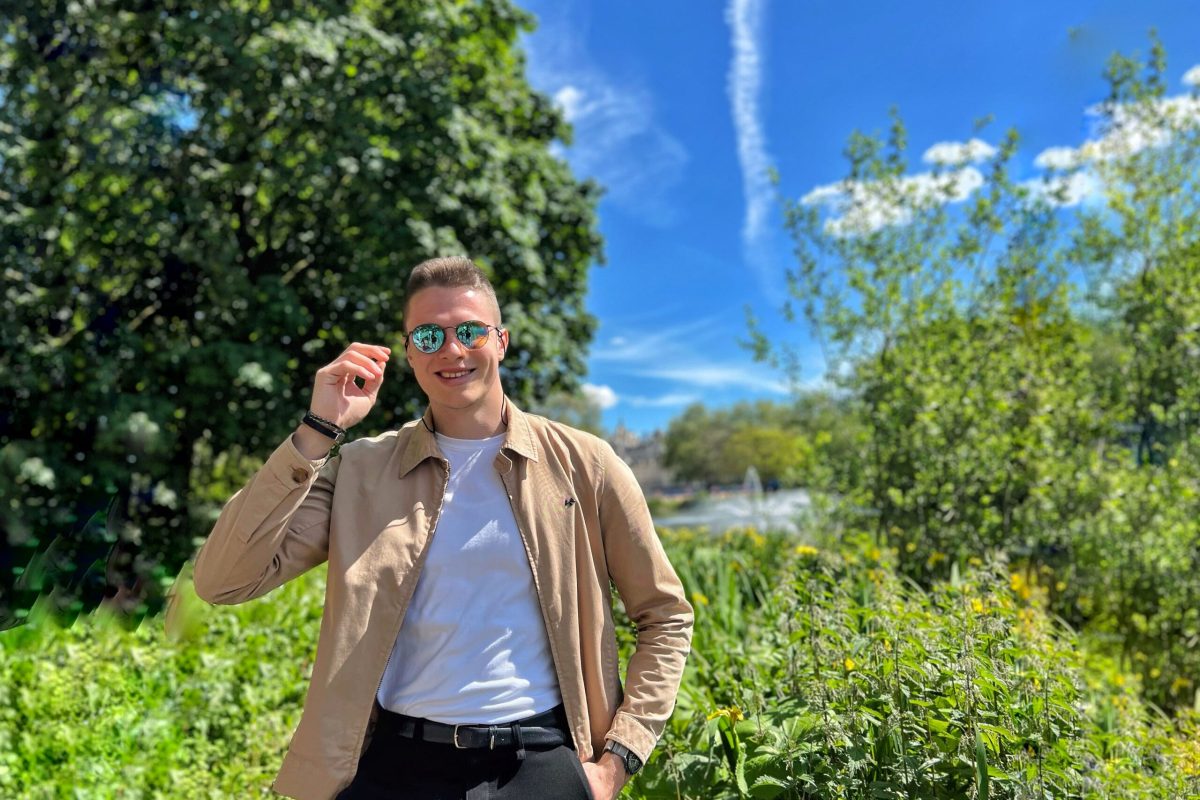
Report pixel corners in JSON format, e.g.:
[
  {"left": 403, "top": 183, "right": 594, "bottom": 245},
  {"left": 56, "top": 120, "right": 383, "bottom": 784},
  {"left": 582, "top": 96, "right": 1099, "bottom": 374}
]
[{"left": 518, "top": 0, "right": 1200, "bottom": 434}]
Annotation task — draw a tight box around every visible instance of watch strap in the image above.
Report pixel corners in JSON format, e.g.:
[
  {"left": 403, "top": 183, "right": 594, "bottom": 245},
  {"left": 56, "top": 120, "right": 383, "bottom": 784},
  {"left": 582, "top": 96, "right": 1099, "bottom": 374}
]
[{"left": 603, "top": 741, "right": 643, "bottom": 775}]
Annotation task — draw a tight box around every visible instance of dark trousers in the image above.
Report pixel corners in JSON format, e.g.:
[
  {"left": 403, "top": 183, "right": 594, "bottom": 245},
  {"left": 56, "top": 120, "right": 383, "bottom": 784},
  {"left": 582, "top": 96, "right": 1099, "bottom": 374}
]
[{"left": 335, "top": 713, "right": 595, "bottom": 800}]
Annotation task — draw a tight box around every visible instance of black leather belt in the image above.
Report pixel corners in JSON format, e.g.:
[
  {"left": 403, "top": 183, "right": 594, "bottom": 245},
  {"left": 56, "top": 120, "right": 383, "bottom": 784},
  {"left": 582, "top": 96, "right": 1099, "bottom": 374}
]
[{"left": 376, "top": 704, "right": 569, "bottom": 751}]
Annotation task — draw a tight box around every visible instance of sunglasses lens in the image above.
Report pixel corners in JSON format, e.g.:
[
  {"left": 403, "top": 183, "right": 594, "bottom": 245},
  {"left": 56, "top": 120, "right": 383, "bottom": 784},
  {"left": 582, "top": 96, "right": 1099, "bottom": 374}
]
[
  {"left": 457, "top": 322, "right": 491, "bottom": 349},
  {"left": 411, "top": 325, "right": 445, "bottom": 353}
]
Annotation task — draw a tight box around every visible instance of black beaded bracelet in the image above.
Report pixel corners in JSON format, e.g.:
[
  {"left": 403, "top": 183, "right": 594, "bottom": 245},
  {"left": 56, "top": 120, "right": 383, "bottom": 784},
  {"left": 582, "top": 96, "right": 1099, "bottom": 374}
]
[{"left": 301, "top": 411, "right": 345, "bottom": 440}]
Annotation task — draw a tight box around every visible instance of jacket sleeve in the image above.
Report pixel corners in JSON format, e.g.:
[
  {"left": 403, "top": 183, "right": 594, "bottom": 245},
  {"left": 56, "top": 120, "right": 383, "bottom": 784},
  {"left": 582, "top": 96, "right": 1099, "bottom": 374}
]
[
  {"left": 597, "top": 443, "right": 694, "bottom": 764},
  {"left": 190, "top": 433, "right": 341, "bottom": 605}
]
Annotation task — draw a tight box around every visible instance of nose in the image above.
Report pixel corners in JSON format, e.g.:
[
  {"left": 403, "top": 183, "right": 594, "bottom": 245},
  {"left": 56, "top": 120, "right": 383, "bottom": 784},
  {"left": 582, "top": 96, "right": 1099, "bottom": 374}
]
[{"left": 439, "top": 334, "right": 469, "bottom": 358}]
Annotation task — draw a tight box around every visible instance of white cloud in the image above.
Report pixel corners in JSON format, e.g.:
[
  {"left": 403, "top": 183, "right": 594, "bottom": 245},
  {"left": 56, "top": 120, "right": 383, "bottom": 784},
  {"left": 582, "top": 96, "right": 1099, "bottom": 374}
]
[
  {"left": 1034, "top": 92, "right": 1200, "bottom": 174},
  {"left": 582, "top": 382, "right": 619, "bottom": 410},
  {"left": 626, "top": 393, "right": 701, "bottom": 408},
  {"left": 1076, "top": 94, "right": 1200, "bottom": 163},
  {"left": 1022, "top": 170, "right": 1102, "bottom": 208},
  {"left": 632, "top": 364, "right": 789, "bottom": 394},
  {"left": 1034, "top": 146, "right": 1082, "bottom": 170},
  {"left": 1026, "top": 83, "right": 1200, "bottom": 208},
  {"left": 798, "top": 182, "right": 845, "bottom": 206},
  {"left": 552, "top": 85, "right": 586, "bottom": 122},
  {"left": 524, "top": 10, "right": 687, "bottom": 226},
  {"left": 801, "top": 64, "right": 1200, "bottom": 234},
  {"left": 590, "top": 316, "right": 723, "bottom": 363},
  {"left": 588, "top": 312, "right": 799, "bottom": 410},
  {"left": 726, "top": 0, "right": 773, "bottom": 245},
  {"left": 802, "top": 167, "right": 985, "bottom": 236},
  {"left": 922, "top": 138, "right": 997, "bottom": 165}
]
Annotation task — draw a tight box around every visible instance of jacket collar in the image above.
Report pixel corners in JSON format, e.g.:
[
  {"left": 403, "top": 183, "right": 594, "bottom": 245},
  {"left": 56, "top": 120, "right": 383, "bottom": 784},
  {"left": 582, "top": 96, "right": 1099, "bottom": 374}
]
[{"left": 397, "top": 397, "right": 539, "bottom": 478}]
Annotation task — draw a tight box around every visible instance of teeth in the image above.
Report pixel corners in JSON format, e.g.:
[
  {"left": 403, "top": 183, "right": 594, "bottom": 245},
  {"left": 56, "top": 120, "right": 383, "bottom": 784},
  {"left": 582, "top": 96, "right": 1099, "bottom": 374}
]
[{"left": 441, "top": 370, "right": 469, "bottom": 379}]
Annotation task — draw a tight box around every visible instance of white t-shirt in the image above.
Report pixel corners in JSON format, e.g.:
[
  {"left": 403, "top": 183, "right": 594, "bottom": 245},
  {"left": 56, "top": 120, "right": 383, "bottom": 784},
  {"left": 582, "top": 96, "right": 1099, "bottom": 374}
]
[{"left": 376, "top": 431, "right": 562, "bottom": 723}]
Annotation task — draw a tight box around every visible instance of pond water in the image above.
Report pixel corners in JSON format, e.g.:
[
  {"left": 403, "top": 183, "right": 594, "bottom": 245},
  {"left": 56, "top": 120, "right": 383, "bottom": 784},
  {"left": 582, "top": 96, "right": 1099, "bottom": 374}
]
[{"left": 653, "top": 488, "right": 811, "bottom": 534}]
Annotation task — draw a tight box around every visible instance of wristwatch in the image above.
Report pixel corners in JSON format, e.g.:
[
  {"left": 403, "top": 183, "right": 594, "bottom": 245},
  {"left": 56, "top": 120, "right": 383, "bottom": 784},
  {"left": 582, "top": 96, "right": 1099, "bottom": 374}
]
[
  {"left": 603, "top": 741, "right": 643, "bottom": 775},
  {"left": 301, "top": 410, "right": 346, "bottom": 445}
]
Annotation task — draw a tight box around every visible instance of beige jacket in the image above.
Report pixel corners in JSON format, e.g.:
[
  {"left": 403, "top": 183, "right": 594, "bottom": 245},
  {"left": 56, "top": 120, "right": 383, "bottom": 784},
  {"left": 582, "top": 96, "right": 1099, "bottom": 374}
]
[{"left": 186, "top": 401, "right": 693, "bottom": 800}]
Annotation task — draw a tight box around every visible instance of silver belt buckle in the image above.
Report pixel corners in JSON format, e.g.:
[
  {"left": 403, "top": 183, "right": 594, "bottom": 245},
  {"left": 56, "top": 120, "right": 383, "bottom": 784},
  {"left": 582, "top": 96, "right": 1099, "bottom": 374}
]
[{"left": 453, "top": 724, "right": 467, "bottom": 749}]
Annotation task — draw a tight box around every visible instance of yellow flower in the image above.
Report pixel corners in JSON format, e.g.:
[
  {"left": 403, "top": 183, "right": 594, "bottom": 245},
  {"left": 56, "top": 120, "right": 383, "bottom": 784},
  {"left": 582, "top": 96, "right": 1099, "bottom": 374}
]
[
  {"left": 968, "top": 556, "right": 983, "bottom": 567},
  {"left": 1055, "top": 581, "right": 1067, "bottom": 592},
  {"left": 707, "top": 706, "right": 743, "bottom": 723},
  {"left": 844, "top": 657, "right": 856, "bottom": 672},
  {"left": 971, "top": 598, "right": 985, "bottom": 614},
  {"left": 866, "top": 546, "right": 882, "bottom": 562},
  {"left": 691, "top": 592, "right": 709, "bottom": 607},
  {"left": 1172, "top": 676, "right": 1193, "bottom": 693},
  {"left": 795, "top": 544, "right": 820, "bottom": 558},
  {"left": 1150, "top": 668, "right": 1162, "bottom": 679},
  {"left": 905, "top": 542, "right": 917, "bottom": 553}
]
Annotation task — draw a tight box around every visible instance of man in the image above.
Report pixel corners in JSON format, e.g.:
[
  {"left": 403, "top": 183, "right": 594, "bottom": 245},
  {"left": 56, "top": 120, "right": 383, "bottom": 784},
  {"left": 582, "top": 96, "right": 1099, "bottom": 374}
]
[{"left": 184, "top": 257, "right": 694, "bottom": 799}]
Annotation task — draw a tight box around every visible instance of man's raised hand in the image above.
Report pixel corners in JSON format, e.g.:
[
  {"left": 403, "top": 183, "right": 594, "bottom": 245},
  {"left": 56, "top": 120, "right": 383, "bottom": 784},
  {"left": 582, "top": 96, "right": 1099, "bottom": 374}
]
[{"left": 308, "top": 342, "right": 391, "bottom": 432}]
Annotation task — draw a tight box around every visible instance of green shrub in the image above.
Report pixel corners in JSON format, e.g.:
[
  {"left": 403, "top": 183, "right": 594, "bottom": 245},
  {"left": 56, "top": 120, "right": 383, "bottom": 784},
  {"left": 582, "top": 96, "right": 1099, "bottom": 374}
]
[
  {"left": 1056, "top": 453, "right": 1200, "bottom": 712},
  {"left": 0, "top": 564, "right": 325, "bottom": 798},
  {"left": 628, "top": 529, "right": 1200, "bottom": 800}
]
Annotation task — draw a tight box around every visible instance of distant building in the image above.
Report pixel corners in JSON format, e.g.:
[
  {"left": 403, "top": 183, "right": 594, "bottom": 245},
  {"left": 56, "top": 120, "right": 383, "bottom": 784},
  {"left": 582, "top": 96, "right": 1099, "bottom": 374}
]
[{"left": 608, "top": 423, "right": 675, "bottom": 493}]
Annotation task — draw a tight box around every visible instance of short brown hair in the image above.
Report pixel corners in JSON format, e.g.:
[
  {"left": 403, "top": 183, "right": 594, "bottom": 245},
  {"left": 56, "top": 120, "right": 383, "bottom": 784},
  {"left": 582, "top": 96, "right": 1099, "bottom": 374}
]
[{"left": 403, "top": 256, "right": 502, "bottom": 324}]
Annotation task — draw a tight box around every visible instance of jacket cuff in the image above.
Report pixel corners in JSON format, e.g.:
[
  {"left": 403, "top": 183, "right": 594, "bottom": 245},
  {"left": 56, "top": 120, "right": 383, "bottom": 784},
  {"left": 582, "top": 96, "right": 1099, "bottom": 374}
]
[
  {"left": 266, "top": 433, "right": 329, "bottom": 486},
  {"left": 604, "top": 711, "right": 657, "bottom": 766}
]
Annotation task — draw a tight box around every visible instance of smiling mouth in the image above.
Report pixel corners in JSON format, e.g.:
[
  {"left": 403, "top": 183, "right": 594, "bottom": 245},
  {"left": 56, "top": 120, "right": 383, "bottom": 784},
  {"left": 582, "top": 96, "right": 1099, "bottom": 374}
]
[{"left": 436, "top": 368, "right": 475, "bottom": 380}]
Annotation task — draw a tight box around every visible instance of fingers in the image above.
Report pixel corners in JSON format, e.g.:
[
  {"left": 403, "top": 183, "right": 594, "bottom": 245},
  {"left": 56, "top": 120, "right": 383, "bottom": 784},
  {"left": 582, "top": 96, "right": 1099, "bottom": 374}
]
[
  {"left": 343, "top": 350, "right": 386, "bottom": 380},
  {"left": 319, "top": 344, "right": 390, "bottom": 383},
  {"left": 345, "top": 342, "right": 391, "bottom": 363},
  {"left": 318, "top": 356, "right": 378, "bottom": 384}
]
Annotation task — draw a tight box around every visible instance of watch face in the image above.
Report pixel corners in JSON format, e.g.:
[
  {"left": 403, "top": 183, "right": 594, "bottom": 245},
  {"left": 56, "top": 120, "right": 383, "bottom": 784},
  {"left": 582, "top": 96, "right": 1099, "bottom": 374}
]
[{"left": 625, "top": 752, "right": 643, "bottom": 775}]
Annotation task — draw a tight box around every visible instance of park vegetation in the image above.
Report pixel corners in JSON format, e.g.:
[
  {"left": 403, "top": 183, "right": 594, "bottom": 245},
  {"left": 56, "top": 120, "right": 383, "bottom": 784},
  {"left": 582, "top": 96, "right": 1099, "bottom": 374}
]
[
  {"left": 1, "top": 3, "right": 1198, "bottom": 798},
  {"left": 752, "top": 35, "right": 1200, "bottom": 721}
]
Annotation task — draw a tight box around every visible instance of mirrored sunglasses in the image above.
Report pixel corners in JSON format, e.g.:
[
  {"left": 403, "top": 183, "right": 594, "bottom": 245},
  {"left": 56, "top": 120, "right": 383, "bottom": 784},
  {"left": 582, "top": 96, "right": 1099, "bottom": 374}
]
[{"left": 404, "top": 320, "right": 502, "bottom": 354}]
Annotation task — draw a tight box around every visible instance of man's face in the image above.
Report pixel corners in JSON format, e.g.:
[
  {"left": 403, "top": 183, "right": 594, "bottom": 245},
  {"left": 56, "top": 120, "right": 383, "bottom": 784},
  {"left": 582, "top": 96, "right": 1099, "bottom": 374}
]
[{"left": 404, "top": 285, "right": 507, "bottom": 418}]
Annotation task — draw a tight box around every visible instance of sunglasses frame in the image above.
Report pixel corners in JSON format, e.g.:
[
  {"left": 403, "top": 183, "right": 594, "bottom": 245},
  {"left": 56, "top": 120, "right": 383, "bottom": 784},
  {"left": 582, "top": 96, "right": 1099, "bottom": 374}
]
[{"left": 403, "top": 320, "right": 504, "bottom": 355}]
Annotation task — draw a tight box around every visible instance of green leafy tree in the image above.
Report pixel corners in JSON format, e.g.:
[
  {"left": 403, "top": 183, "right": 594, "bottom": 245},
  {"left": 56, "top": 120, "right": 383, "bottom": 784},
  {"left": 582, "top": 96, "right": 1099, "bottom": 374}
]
[
  {"left": 761, "top": 110, "right": 1113, "bottom": 578},
  {"left": 663, "top": 403, "right": 725, "bottom": 486},
  {"left": 0, "top": 0, "right": 603, "bottom": 625},
  {"left": 717, "top": 426, "right": 812, "bottom": 487},
  {"left": 1069, "top": 36, "right": 1200, "bottom": 464},
  {"left": 1058, "top": 38, "right": 1200, "bottom": 710},
  {"left": 663, "top": 396, "right": 855, "bottom": 488}
]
